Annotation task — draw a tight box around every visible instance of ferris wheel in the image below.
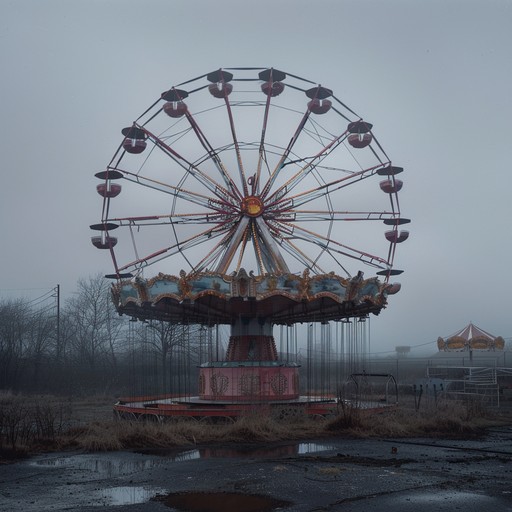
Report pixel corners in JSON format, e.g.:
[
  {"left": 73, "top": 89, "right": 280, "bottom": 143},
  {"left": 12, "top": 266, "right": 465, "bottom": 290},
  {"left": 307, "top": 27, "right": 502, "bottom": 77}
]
[{"left": 91, "top": 67, "right": 409, "bottom": 283}]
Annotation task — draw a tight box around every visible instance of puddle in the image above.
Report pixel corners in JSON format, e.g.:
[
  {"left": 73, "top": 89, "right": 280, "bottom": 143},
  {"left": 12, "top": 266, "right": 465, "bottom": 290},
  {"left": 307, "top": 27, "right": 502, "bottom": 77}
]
[
  {"left": 160, "top": 441, "right": 338, "bottom": 460},
  {"left": 397, "top": 489, "right": 502, "bottom": 506},
  {"left": 154, "top": 491, "right": 292, "bottom": 511},
  {"left": 94, "top": 486, "right": 166, "bottom": 506},
  {"left": 172, "top": 448, "right": 202, "bottom": 461},
  {"left": 30, "top": 442, "right": 337, "bottom": 481},
  {"left": 297, "top": 442, "right": 337, "bottom": 454},
  {"left": 31, "top": 452, "right": 167, "bottom": 476}
]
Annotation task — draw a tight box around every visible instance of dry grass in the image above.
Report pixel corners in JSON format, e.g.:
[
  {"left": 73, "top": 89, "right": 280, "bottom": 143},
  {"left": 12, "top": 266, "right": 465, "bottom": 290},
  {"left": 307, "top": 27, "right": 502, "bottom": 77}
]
[
  {"left": 2, "top": 393, "right": 511, "bottom": 460},
  {"left": 325, "top": 398, "right": 509, "bottom": 439},
  {"left": 65, "top": 398, "right": 507, "bottom": 454},
  {"left": 63, "top": 414, "right": 323, "bottom": 452}
]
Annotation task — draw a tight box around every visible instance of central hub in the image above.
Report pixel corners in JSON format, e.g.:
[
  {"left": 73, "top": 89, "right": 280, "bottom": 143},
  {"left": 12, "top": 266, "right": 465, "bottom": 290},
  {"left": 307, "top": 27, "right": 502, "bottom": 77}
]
[{"left": 241, "top": 196, "right": 264, "bottom": 217}]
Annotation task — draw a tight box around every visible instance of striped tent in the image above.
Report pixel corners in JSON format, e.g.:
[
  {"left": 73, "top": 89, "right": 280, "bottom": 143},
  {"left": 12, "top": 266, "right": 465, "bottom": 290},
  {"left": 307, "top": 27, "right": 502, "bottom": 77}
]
[{"left": 437, "top": 322, "right": 505, "bottom": 351}]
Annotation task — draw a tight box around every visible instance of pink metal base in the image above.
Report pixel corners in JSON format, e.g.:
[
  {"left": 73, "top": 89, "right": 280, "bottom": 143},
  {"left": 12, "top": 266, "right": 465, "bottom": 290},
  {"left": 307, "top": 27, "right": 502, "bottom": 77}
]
[{"left": 198, "top": 363, "right": 300, "bottom": 401}]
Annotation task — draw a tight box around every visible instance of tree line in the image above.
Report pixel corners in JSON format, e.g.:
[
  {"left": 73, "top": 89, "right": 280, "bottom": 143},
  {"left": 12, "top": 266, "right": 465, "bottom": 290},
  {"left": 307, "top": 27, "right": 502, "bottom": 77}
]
[{"left": 0, "top": 275, "right": 203, "bottom": 397}]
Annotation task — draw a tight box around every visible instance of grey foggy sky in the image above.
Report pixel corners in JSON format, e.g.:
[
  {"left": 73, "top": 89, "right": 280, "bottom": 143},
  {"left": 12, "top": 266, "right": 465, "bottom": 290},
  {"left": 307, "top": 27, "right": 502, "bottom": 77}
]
[{"left": 1, "top": 0, "right": 511, "bottom": 355}]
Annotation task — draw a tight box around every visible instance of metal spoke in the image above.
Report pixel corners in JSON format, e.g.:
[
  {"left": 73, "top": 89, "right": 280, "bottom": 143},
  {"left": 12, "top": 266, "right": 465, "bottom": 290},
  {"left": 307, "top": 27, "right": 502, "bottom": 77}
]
[
  {"left": 184, "top": 110, "right": 243, "bottom": 200},
  {"left": 117, "top": 221, "right": 233, "bottom": 273},
  {"left": 254, "top": 217, "right": 290, "bottom": 274},
  {"left": 260, "top": 109, "right": 311, "bottom": 199},
  {"left": 141, "top": 125, "right": 238, "bottom": 204},
  {"left": 253, "top": 79, "right": 274, "bottom": 195},
  {"left": 271, "top": 210, "right": 399, "bottom": 223},
  {"left": 222, "top": 93, "right": 249, "bottom": 196},
  {"left": 268, "top": 164, "right": 387, "bottom": 212},
  {"left": 214, "top": 217, "right": 250, "bottom": 275},
  {"left": 278, "top": 220, "right": 390, "bottom": 269},
  {"left": 265, "top": 131, "right": 347, "bottom": 205},
  {"left": 191, "top": 225, "right": 243, "bottom": 273},
  {"left": 115, "top": 168, "right": 235, "bottom": 213}
]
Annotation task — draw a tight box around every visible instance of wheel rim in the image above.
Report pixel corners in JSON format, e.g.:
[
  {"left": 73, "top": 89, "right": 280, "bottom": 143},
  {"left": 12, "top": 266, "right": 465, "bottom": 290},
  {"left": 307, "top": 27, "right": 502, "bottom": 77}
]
[{"left": 93, "top": 67, "right": 408, "bottom": 283}]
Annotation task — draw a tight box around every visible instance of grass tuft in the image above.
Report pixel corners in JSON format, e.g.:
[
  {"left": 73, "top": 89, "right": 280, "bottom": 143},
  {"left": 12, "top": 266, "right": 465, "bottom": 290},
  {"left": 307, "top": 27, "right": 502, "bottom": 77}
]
[{"left": 2, "top": 393, "right": 510, "bottom": 461}]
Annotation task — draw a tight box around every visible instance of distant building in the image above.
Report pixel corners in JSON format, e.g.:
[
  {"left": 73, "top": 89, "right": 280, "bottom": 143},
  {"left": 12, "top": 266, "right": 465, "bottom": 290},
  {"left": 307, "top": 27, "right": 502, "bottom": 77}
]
[{"left": 395, "top": 345, "right": 411, "bottom": 357}]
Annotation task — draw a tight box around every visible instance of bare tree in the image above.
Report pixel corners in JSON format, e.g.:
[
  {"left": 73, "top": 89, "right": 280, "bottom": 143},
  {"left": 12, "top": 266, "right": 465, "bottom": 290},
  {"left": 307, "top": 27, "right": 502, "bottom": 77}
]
[
  {"left": 25, "top": 308, "right": 56, "bottom": 389},
  {"left": 65, "top": 274, "right": 124, "bottom": 391},
  {"left": 0, "top": 299, "right": 30, "bottom": 388},
  {"left": 131, "top": 320, "right": 202, "bottom": 394}
]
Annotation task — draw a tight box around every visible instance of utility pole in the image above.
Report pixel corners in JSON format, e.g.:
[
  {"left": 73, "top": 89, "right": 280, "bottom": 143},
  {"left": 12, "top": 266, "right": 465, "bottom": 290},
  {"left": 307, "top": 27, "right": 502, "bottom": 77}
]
[{"left": 54, "top": 284, "right": 60, "bottom": 358}]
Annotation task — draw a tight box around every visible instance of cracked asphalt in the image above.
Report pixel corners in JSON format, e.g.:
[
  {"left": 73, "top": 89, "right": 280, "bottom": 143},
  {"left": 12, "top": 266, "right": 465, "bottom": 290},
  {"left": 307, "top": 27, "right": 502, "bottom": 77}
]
[{"left": 1, "top": 427, "right": 512, "bottom": 511}]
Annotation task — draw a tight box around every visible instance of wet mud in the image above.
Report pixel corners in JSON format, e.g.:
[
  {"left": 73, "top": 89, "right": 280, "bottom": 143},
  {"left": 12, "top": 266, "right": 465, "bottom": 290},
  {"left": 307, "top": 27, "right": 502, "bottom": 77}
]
[
  {"left": 1, "top": 428, "right": 512, "bottom": 511},
  {"left": 154, "top": 491, "right": 291, "bottom": 511}
]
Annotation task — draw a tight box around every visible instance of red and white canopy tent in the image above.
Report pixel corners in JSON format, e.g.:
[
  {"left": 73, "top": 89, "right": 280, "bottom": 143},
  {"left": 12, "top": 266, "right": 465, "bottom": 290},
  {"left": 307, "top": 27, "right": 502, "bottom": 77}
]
[{"left": 437, "top": 322, "right": 505, "bottom": 351}]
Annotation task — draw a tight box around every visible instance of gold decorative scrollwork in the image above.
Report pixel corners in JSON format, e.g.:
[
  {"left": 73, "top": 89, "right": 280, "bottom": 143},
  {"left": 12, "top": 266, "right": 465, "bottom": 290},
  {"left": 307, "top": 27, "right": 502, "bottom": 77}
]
[
  {"left": 178, "top": 270, "right": 192, "bottom": 299},
  {"left": 298, "top": 268, "right": 311, "bottom": 299}
]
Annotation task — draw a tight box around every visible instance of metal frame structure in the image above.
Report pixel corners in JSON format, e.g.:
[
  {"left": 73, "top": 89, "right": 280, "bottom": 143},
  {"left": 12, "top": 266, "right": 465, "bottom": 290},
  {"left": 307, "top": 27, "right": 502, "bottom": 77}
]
[
  {"left": 426, "top": 366, "right": 503, "bottom": 407},
  {"left": 91, "top": 68, "right": 408, "bottom": 419},
  {"left": 92, "top": 67, "right": 408, "bottom": 283}
]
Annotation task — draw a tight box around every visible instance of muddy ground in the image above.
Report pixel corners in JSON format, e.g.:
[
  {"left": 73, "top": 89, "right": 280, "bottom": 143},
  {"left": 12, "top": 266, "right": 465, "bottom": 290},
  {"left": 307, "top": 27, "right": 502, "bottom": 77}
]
[{"left": 1, "top": 428, "right": 512, "bottom": 511}]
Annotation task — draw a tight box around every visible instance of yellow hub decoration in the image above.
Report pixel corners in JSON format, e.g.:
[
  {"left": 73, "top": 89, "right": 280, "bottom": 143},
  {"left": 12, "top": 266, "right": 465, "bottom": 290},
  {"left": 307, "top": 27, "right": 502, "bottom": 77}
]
[{"left": 242, "top": 196, "right": 264, "bottom": 217}]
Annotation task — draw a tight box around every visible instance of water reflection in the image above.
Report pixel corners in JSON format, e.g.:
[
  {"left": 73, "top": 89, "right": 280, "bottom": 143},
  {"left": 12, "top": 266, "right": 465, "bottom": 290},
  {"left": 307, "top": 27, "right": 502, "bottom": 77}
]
[
  {"left": 95, "top": 486, "right": 166, "bottom": 506},
  {"left": 173, "top": 449, "right": 202, "bottom": 461},
  {"left": 297, "top": 442, "right": 337, "bottom": 454},
  {"left": 28, "top": 442, "right": 337, "bottom": 507},
  {"left": 32, "top": 452, "right": 167, "bottom": 477},
  {"left": 32, "top": 441, "right": 337, "bottom": 476},
  {"left": 172, "top": 441, "right": 337, "bottom": 460}
]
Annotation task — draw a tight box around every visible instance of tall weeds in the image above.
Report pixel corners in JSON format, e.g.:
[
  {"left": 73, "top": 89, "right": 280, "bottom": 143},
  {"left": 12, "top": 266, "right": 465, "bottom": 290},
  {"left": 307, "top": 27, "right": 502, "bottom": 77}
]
[
  {"left": 0, "top": 392, "right": 72, "bottom": 456},
  {"left": 1, "top": 393, "right": 506, "bottom": 460}
]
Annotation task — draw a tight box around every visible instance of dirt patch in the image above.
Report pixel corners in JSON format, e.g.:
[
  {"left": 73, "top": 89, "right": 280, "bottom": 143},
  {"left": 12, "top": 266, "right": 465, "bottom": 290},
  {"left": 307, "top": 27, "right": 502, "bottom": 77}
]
[
  {"left": 310, "top": 452, "right": 417, "bottom": 467},
  {"left": 154, "top": 491, "right": 292, "bottom": 511}
]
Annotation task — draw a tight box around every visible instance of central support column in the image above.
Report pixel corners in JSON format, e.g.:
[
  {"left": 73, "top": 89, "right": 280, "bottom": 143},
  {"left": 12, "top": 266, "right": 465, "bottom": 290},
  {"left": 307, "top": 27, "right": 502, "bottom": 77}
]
[
  {"left": 226, "top": 317, "right": 278, "bottom": 362},
  {"left": 198, "top": 317, "right": 300, "bottom": 401}
]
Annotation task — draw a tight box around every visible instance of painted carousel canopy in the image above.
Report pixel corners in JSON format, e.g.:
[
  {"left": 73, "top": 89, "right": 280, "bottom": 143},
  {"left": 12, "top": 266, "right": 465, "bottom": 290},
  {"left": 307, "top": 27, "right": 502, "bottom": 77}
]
[
  {"left": 437, "top": 322, "right": 505, "bottom": 352},
  {"left": 112, "top": 269, "right": 392, "bottom": 325}
]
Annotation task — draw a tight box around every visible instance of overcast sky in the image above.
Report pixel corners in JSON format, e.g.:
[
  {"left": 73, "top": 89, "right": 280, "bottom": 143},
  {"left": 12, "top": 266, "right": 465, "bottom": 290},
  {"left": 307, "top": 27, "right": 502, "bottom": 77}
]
[{"left": 1, "top": 0, "right": 511, "bottom": 355}]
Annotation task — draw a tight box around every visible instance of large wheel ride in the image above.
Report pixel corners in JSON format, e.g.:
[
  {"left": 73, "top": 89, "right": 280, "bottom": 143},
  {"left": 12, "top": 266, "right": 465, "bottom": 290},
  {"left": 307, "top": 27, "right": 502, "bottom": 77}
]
[
  {"left": 92, "top": 67, "right": 409, "bottom": 412},
  {"left": 92, "top": 67, "right": 408, "bottom": 288}
]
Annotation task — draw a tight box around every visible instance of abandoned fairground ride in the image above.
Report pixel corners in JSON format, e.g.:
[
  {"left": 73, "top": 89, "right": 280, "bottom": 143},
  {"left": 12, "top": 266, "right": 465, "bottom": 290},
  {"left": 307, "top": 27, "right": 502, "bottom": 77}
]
[{"left": 91, "top": 68, "right": 409, "bottom": 420}]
